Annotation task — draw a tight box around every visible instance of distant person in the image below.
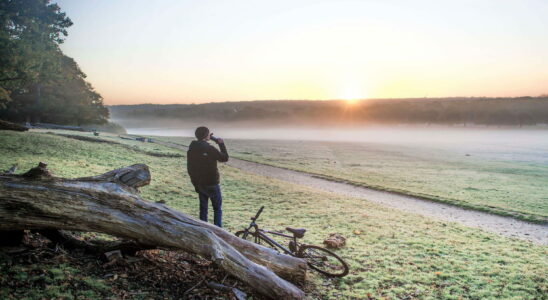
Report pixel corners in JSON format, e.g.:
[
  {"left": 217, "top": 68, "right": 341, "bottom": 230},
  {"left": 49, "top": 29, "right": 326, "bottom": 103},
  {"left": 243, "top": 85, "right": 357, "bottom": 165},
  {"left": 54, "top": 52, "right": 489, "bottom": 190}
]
[{"left": 187, "top": 126, "right": 229, "bottom": 227}]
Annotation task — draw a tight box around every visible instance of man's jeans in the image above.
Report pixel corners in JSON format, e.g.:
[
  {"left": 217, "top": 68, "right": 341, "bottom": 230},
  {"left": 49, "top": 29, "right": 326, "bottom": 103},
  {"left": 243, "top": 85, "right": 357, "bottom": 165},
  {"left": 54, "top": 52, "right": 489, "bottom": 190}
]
[{"left": 197, "top": 184, "right": 223, "bottom": 227}]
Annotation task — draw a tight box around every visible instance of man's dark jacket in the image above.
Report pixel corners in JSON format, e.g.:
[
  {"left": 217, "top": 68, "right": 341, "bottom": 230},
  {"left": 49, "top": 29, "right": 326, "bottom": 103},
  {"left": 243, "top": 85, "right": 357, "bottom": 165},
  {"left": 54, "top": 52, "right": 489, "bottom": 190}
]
[{"left": 187, "top": 140, "right": 229, "bottom": 187}]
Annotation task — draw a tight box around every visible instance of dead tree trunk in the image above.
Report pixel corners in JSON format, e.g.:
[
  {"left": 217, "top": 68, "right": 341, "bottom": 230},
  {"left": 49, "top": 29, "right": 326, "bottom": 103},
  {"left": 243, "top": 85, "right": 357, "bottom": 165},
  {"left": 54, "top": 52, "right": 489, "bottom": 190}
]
[{"left": 0, "top": 163, "right": 306, "bottom": 299}]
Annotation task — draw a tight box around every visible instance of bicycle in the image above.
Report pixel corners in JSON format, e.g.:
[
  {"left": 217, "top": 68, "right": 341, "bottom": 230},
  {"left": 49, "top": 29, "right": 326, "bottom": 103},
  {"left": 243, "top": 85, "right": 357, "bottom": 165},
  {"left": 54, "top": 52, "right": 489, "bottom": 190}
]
[{"left": 235, "top": 206, "right": 349, "bottom": 277}]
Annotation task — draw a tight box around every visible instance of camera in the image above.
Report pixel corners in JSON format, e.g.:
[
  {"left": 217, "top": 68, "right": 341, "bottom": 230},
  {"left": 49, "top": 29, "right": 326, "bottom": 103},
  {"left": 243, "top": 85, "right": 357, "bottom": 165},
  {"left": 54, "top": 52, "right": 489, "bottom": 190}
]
[{"left": 209, "top": 133, "right": 219, "bottom": 143}]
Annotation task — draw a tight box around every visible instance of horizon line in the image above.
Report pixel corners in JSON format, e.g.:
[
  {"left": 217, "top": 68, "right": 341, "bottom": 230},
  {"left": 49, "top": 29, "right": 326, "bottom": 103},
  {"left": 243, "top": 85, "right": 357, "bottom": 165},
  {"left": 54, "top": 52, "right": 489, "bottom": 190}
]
[{"left": 106, "top": 95, "right": 548, "bottom": 106}]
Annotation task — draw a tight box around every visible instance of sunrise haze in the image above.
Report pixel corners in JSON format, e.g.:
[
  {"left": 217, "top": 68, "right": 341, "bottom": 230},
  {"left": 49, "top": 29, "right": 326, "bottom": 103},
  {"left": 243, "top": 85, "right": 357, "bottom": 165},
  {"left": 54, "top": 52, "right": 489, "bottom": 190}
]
[{"left": 55, "top": 0, "right": 548, "bottom": 105}]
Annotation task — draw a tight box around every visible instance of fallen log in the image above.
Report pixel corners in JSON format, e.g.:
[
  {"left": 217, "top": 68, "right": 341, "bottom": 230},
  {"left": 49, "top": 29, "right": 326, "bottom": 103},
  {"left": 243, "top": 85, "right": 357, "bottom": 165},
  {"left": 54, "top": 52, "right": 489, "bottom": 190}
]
[
  {"left": 0, "top": 163, "right": 306, "bottom": 299},
  {"left": 0, "top": 119, "right": 28, "bottom": 131}
]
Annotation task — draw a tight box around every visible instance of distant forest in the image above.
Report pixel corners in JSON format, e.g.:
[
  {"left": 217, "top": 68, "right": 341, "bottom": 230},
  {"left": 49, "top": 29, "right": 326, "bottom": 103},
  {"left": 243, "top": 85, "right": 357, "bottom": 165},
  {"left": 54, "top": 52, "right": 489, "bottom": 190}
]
[{"left": 110, "top": 97, "right": 548, "bottom": 127}]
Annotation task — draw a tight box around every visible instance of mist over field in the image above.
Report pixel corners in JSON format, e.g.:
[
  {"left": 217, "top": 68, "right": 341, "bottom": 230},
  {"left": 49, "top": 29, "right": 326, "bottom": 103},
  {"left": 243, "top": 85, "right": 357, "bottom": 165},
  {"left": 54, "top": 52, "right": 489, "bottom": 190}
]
[
  {"left": 110, "top": 97, "right": 548, "bottom": 165},
  {"left": 121, "top": 124, "right": 548, "bottom": 164}
]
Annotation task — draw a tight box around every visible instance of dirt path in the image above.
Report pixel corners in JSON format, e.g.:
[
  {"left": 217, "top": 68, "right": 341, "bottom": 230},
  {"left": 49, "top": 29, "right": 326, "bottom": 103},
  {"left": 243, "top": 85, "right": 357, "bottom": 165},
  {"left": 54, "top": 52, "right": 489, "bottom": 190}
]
[{"left": 157, "top": 141, "right": 548, "bottom": 245}]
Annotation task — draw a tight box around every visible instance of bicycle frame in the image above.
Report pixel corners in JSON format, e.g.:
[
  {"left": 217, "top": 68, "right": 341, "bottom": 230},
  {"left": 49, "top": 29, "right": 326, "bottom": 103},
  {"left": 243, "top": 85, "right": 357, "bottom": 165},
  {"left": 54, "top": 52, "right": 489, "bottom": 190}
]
[
  {"left": 241, "top": 206, "right": 301, "bottom": 256},
  {"left": 253, "top": 227, "right": 298, "bottom": 256}
]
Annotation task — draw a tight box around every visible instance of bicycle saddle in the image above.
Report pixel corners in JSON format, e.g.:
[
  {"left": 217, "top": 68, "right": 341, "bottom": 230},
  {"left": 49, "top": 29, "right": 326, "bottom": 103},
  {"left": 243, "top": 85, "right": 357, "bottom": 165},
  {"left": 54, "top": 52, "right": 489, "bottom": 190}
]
[{"left": 286, "top": 227, "right": 306, "bottom": 238}]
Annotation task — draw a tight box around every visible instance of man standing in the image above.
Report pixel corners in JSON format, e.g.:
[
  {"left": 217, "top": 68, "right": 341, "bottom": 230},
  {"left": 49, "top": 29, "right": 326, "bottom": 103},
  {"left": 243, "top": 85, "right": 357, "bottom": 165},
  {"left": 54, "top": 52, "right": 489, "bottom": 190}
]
[{"left": 187, "top": 126, "right": 229, "bottom": 227}]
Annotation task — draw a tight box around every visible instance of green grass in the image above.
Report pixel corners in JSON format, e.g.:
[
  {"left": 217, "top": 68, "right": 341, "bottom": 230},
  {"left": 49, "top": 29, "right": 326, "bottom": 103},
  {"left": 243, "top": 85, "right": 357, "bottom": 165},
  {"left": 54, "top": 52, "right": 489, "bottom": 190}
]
[
  {"left": 32, "top": 129, "right": 183, "bottom": 158},
  {"left": 1, "top": 130, "right": 547, "bottom": 299},
  {"left": 0, "top": 254, "right": 110, "bottom": 300},
  {"left": 154, "top": 136, "right": 548, "bottom": 223}
]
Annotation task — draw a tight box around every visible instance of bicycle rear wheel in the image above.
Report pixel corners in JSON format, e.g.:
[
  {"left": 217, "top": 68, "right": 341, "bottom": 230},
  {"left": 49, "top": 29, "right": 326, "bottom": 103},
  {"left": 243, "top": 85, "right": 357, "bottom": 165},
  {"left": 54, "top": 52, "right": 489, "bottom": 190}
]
[{"left": 298, "top": 245, "right": 349, "bottom": 277}]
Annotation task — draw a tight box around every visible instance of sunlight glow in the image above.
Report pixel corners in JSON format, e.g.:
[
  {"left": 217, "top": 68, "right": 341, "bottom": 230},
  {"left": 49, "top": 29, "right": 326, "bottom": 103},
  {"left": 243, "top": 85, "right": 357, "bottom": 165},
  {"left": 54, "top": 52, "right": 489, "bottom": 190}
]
[
  {"left": 56, "top": 0, "right": 548, "bottom": 104},
  {"left": 338, "top": 83, "right": 365, "bottom": 105},
  {"left": 345, "top": 99, "right": 359, "bottom": 105}
]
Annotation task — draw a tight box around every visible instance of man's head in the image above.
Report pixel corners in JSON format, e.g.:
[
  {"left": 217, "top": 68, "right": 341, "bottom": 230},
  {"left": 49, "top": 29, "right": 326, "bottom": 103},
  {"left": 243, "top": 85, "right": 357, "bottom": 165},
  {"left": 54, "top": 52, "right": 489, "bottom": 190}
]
[{"left": 195, "top": 126, "right": 210, "bottom": 141}]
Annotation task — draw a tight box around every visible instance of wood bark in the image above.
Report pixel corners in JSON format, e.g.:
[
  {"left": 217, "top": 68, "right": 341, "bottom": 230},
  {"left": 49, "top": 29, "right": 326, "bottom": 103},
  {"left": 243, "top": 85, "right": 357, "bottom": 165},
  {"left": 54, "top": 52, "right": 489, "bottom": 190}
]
[{"left": 0, "top": 163, "right": 306, "bottom": 299}]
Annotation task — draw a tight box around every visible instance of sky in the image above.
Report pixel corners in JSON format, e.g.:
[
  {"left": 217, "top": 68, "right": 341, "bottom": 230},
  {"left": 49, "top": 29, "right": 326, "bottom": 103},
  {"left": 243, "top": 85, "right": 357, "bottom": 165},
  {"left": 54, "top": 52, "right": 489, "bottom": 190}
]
[{"left": 55, "top": 0, "right": 548, "bottom": 105}]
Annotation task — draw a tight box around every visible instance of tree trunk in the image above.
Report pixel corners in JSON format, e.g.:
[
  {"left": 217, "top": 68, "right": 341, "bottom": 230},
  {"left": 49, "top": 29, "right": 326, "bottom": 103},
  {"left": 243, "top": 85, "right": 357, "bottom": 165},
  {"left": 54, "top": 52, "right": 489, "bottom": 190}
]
[{"left": 0, "top": 163, "right": 306, "bottom": 299}]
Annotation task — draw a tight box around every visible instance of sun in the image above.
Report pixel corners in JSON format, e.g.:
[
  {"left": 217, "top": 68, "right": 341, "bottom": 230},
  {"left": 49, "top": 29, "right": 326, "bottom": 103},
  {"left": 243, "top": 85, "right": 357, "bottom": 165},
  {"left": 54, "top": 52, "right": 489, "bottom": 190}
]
[
  {"left": 338, "top": 84, "right": 365, "bottom": 105},
  {"left": 340, "top": 90, "right": 363, "bottom": 105}
]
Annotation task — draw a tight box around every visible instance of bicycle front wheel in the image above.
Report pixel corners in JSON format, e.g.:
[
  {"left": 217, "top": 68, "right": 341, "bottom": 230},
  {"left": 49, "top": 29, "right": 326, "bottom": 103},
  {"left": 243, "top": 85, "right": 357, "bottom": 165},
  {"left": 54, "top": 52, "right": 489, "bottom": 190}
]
[{"left": 298, "top": 245, "right": 349, "bottom": 277}]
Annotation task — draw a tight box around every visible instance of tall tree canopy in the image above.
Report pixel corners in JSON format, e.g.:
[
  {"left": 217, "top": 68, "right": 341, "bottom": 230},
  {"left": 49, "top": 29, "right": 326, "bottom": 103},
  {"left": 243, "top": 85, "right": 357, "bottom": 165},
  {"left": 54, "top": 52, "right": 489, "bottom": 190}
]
[{"left": 0, "top": 0, "right": 108, "bottom": 125}]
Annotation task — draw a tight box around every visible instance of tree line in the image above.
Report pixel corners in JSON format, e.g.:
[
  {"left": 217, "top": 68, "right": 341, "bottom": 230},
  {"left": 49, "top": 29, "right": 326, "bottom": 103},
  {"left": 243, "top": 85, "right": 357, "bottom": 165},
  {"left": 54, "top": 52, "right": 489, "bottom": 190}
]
[
  {"left": 110, "top": 97, "right": 548, "bottom": 127},
  {"left": 0, "top": 0, "right": 108, "bottom": 125}
]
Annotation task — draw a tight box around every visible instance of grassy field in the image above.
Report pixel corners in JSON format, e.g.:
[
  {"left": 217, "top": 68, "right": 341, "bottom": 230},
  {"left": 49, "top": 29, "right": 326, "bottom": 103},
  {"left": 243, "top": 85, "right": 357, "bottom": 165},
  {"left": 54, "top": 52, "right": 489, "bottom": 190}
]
[
  {"left": 152, "top": 136, "right": 548, "bottom": 223},
  {"left": 1, "top": 130, "right": 547, "bottom": 299}
]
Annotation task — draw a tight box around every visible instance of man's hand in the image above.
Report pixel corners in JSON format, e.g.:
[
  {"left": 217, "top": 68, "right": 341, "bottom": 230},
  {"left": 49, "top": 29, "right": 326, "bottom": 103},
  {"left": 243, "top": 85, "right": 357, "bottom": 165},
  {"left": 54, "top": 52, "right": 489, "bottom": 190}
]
[{"left": 215, "top": 137, "right": 224, "bottom": 144}]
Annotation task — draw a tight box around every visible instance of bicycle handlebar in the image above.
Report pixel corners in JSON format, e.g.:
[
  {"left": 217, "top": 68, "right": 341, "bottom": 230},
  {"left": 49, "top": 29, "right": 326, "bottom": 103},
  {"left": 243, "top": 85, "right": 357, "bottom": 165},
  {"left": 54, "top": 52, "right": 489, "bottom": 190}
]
[{"left": 251, "top": 206, "right": 265, "bottom": 221}]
